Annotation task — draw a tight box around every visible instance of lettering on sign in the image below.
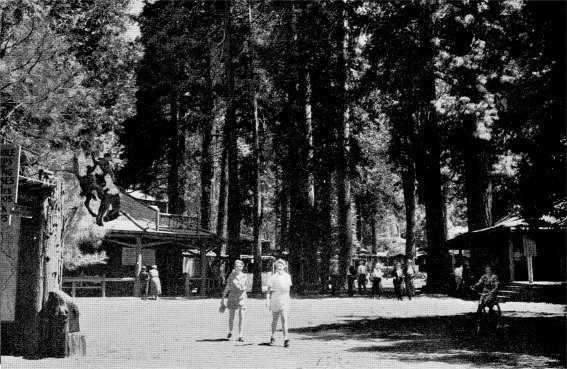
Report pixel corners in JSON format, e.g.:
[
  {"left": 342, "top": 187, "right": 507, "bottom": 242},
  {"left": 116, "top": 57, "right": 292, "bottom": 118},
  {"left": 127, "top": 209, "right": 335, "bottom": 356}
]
[
  {"left": 0, "top": 144, "right": 21, "bottom": 227},
  {"left": 0, "top": 144, "right": 21, "bottom": 322}
]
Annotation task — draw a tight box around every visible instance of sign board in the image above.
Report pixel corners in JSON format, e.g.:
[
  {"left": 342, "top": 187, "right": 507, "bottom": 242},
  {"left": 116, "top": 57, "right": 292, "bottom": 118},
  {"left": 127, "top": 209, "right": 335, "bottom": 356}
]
[
  {"left": 0, "top": 213, "right": 20, "bottom": 321},
  {"left": 0, "top": 144, "right": 20, "bottom": 322},
  {"left": 121, "top": 248, "right": 155, "bottom": 266},
  {"left": 1, "top": 144, "right": 21, "bottom": 225}
]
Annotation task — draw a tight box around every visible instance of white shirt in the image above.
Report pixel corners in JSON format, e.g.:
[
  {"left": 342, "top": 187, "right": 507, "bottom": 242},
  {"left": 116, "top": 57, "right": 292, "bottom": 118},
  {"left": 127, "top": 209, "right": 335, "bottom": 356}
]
[
  {"left": 357, "top": 265, "right": 367, "bottom": 275},
  {"left": 372, "top": 267, "right": 383, "bottom": 278},
  {"left": 454, "top": 266, "right": 463, "bottom": 278},
  {"left": 268, "top": 272, "right": 292, "bottom": 297}
]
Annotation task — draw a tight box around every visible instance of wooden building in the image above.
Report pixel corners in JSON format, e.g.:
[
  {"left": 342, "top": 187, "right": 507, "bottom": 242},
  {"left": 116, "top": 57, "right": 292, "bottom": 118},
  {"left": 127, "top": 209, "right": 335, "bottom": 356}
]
[
  {"left": 446, "top": 215, "right": 566, "bottom": 284},
  {"left": 63, "top": 191, "right": 223, "bottom": 297},
  {"left": 1, "top": 172, "right": 64, "bottom": 357}
]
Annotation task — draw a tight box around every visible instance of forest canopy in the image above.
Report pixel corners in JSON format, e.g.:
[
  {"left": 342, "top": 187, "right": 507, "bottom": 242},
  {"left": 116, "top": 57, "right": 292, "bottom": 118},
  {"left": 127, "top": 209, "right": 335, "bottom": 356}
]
[{"left": 1, "top": 0, "right": 565, "bottom": 288}]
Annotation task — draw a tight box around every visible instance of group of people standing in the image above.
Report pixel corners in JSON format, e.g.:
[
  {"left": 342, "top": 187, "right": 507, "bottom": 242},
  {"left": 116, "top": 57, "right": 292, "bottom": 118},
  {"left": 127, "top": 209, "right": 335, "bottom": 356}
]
[
  {"left": 392, "top": 260, "right": 416, "bottom": 300},
  {"left": 345, "top": 259, "right": 417, "bottom": 300},
  {"left": 219, "top": 258, "right": 292, "bottom": 348},
  {"left": 139, "top": 265, "right": 162, "bottom": 300}
]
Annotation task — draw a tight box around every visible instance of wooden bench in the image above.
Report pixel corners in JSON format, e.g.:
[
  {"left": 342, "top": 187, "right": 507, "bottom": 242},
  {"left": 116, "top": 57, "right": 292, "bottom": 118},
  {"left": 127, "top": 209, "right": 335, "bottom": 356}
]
[{"left": 63, "top": 275, "right": 135, "bottom": 298}]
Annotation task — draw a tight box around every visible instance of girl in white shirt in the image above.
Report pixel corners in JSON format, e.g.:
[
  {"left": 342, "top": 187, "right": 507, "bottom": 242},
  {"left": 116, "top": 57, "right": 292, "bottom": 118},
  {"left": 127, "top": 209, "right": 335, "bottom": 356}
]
[{"left": 266, "top": 259, "right": 292, "bottom": 347}]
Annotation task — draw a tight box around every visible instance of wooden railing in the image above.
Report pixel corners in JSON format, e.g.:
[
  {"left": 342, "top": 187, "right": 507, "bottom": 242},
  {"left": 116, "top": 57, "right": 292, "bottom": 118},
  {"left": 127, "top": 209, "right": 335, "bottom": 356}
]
[
  {"left": 157, "top": 213, "right": 199, "bottom": 231},
  {"left": 62, "top": 275, "right": 135, "bottom": 298}
]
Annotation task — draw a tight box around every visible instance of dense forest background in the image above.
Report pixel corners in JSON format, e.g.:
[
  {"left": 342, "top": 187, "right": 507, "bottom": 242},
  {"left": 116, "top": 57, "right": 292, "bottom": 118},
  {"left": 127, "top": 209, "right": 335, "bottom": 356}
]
[{"left": 1, "top": 0, "right": 565, "bottom": 291}]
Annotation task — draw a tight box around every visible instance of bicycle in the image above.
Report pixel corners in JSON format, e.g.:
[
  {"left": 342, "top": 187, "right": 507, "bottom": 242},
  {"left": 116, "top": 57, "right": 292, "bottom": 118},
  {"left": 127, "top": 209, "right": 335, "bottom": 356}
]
[{"left": 471, "top": 288, "right": 501, "bottom": 335}]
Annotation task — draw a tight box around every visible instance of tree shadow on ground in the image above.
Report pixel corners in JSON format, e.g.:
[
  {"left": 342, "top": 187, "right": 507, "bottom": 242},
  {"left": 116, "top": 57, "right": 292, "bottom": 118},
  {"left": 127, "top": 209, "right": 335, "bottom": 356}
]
[{"left": 291, "top": 313, "right": 566, "bottom": 368}]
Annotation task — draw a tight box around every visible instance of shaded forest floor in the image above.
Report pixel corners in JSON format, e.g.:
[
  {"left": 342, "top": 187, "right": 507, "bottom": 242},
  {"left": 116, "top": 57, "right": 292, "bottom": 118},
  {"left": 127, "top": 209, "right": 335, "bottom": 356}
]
[{"left": 3, "top": 295, "right": 565, "bottom": 369}]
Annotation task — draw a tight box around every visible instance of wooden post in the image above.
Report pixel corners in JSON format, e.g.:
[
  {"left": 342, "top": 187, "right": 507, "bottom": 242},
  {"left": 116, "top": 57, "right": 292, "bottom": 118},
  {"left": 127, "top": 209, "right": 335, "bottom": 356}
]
[
  {"left": 15, "top": 216, "right": 43, "bottom": 357},
  {"left": 200, "top": 244, "right": 207, "bottom": 296},
  {"left": 133, "top": 236, "right": 143, "bottom": 297},
  {"left": 71, "top": 282, "right": 76, "bottom": 298},
  {"left": 42, "top": 180, "right": 63, "bottom": 303},
  {"left": 508, "top": 229, "right": 515, "bottom": 283},
  {"left": 101, "top": 273, "right": 106, "bottom": 298},
  {"left": 527, "top": 256, "right": 534, "bottom": 283},
  {"left": 523, "top": 233, "right": 536, "bottom": 284}
]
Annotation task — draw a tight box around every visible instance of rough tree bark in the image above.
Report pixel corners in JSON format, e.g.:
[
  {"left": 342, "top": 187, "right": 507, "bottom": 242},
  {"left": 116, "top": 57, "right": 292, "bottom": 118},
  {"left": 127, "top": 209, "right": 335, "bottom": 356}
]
[
  {"left": 402, "top": 158, "right": 416, "bottom": 260},
  {"left": 224, "top": 0, "right": 241, "bottom": 259},
  {"left": 249, "top": 0, "right": 263, "bottom": 295},
  {"left": 200, "top": 55, "right": 215, "bottom": 232},
  {"left": 463, "top": 115, "right": 493, "bottom": 231},
  {"left": 337, "top": 0, "right": 354, "bottom": 290},
  {"left": 415, "top": 3, "right": 448, "bottom": 290}
]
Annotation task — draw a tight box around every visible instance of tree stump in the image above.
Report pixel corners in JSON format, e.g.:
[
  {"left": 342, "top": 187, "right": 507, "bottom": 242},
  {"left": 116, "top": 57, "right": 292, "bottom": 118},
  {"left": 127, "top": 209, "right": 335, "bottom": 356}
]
[{"left": 41, "top": 290, "right": 86, "bottom": 358}]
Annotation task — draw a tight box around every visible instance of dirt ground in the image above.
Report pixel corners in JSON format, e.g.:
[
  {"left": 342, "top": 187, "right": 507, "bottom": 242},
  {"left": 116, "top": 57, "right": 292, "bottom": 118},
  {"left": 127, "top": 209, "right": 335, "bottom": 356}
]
[{"left": 3, "top": 294, "right": 565, "bottom": 369}]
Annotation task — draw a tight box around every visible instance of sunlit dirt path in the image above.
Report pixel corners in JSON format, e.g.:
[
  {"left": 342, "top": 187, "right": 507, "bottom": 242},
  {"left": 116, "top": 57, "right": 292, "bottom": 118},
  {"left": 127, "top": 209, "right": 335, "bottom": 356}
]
[{"left": 3, "top": 295, "right": 565, "bottom": 369}]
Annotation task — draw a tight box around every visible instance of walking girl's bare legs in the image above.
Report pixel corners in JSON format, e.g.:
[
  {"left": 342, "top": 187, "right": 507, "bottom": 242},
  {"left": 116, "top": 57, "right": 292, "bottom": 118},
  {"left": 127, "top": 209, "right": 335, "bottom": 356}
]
[
  {"left": 271, "top": 311, "right": 279, "bottom": 338},
  {"left": 228, "top": 308, "right": 236, "bottom": 337},
  {"left": 280, "top": 310, "right": 289, "bottom": 340},
  {"left": 237, "top": 306, "right": 244, "bottom": 339}
]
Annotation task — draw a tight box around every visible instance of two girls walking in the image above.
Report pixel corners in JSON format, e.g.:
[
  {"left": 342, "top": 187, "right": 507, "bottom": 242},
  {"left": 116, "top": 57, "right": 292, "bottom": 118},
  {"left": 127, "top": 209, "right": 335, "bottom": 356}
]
[{"left": 219, "top": 258, "right": 292, "bottom": 347}]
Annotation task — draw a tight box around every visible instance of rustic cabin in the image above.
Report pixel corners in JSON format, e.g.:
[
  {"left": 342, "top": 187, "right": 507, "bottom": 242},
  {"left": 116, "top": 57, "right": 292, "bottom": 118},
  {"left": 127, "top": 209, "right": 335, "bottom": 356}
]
[
  {"left": 446, "top": 215, "right": 566, "bottom": 285},
  {"left": 62, "top": 191, "right": 223, "bottom": 298},
  {"left": 1, "top": 153, "right": 64, "bottom": 357}
]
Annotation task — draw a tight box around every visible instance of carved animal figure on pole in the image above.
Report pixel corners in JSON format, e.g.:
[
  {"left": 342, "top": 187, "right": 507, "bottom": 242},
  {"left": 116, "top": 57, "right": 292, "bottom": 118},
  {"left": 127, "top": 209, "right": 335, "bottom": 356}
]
[{"left": 73, "top": 152, "right": 121, "bottom": 226}]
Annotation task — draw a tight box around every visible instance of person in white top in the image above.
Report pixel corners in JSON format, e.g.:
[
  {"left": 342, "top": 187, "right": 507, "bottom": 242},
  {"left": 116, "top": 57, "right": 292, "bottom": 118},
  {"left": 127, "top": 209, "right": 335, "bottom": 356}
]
[
  {"left": 371, "top": 262, "right": 384, "bottom": 299},
  {"left": 266, "top": 259, "right": 292, "bottom": 347},
  {"left": 454, "top": 264, "right": 464, "bottom": 296},
  {"left": 404, "top": 259, "right": 416, "bottom": 300},
  {"left": 356, "top": 260, "right": 368, "bottom": 295}
]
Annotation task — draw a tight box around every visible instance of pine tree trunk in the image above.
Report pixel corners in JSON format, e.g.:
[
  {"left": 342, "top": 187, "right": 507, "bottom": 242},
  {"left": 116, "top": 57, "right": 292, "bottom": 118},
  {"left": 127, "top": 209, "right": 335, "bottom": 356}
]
[
  {"left": 167, "top": 93, "right": 185, "bottom": 215},
  {"left": 355, "top": 197, "right": 363, "bottom": 245},
  {"left": 371, "top": 215, "right": 378, "bottom": 254},
  {"left": 464, "top": 116, "right": 493, "bottom": 231},
  {"left": 415, "top": 3, "right": 448, "bottom": 290},
  {"left": 224, "top": 0, "right": 241, "bottom": 258},
  {"left": 337, "top": 1, "right": 354, "bottom": 290},
  {"left": 402, "top": 160, "right": 416, "bottom": 260},
  {"left": 167, "top": 93, "right": 179, "bottom": 214},
  {"left": 200, "top": 56, "right": 215, "bottom": 232},
  {"left": 283, "top": 2, "right": 316, "bottom": 292},
  {"left": 249, "top": 0, "right": 263, "bottom": 295},
  {"left": 276, "top": 173, "right": 289, "bottom": 252},
  {"left": 216, "top": 144, "right": 228, "bottom": 238},
  {"left": 315, "top": 167, "right": 333, "bottom": 293}
]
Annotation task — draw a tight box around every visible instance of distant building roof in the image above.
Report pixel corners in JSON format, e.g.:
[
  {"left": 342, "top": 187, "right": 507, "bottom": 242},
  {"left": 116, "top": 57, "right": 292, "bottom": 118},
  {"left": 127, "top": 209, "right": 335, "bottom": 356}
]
[
  {"left": 126, "top": 190, "right": 166, "bottom": 203},
  {"left": 99, "top": 191, "right": 222, "bottom": 246}
]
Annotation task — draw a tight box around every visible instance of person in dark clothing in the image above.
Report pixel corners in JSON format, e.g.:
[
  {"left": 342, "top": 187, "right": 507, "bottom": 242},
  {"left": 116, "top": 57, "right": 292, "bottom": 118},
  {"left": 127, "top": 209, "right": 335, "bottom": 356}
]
[
  {"left": 329, "top": 258, "right": 340, "bottom": 296},
  {"left": 139, "top": 266, "right": 150, "bottom": 299},
  {"left": 371, "top": 262, "right": 383, "bottom": 299},
  {"left": 392, "top": 262, "right": 404, "bottom": 300}
]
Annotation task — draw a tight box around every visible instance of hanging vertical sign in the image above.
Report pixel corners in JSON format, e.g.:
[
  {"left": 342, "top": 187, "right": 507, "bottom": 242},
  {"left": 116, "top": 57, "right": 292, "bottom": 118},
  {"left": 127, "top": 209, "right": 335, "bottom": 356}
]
[
  {"left": 1, "top": 144, "right": 21, "bottom": 226},
  {"left": 1, "top": 144, "right": 21, "bottom": 322}
]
